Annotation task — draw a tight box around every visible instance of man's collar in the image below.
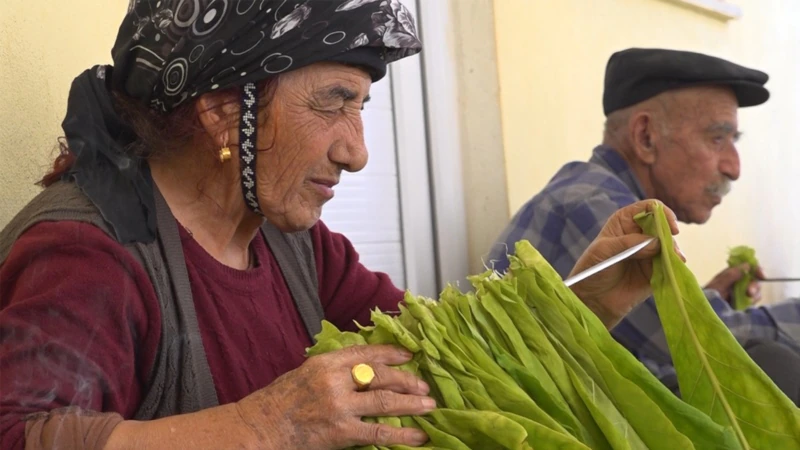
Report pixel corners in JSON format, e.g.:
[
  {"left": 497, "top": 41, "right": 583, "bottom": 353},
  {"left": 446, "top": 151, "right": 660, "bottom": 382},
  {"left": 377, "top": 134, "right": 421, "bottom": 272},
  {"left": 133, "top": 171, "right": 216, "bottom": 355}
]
[{"left": 590, "top": 145, "right": 648, "bottom": 200}]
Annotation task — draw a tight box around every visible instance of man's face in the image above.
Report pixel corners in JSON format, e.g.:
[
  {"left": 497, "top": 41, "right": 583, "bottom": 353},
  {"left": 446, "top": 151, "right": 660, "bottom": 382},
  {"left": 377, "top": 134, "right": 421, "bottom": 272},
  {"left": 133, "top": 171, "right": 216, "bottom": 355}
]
[{"left": 649, "top": 87, "right": 741, "bottom": 224}]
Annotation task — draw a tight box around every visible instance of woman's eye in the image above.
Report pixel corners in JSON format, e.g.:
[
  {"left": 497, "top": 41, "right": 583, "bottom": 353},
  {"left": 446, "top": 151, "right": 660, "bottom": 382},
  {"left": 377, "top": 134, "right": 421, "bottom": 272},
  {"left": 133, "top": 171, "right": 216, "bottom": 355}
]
[
  {"left": 315, "top": 106, "right": 341, "bottom": 116},
  {"left": 317, "top": 102, "right": 363, "bottom": 116}
]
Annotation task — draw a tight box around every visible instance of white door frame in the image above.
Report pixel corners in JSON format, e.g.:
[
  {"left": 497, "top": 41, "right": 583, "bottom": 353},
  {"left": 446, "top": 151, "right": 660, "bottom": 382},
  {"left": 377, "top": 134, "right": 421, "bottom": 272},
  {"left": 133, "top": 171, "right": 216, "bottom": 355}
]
[
  {"left": 413, "top": 0, "right": 470, "bottom": 290},
  {"left": 388, "top": 0, "right": 438, "bottom": 298},
  {"left": 389, "top": 0, "right": 472, "bottom": 296}
]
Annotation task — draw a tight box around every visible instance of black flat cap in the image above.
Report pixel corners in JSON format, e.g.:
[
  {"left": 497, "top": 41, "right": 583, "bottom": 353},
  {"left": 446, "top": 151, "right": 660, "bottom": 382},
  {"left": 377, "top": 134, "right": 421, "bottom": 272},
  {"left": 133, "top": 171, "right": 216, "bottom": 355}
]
[{"left": 603, "top": 48, "right": 769, "bottom": 116}]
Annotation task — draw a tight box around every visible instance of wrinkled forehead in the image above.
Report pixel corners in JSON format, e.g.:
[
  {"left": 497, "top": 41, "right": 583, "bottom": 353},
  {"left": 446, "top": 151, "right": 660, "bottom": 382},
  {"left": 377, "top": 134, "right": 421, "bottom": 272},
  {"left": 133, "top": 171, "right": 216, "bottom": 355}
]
[
  {"left": 660, "top": 86, "right": 739, "bottom": 128},
  {"left": 281, "top": 62, "right": 374, "bottom": 98}
]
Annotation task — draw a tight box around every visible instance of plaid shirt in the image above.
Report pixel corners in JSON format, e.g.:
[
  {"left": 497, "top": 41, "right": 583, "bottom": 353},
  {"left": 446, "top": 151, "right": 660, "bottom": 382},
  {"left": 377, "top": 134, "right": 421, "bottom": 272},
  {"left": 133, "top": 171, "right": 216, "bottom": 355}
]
[{"left": 488, "top": 145, "right": 800, "bottom": 389}]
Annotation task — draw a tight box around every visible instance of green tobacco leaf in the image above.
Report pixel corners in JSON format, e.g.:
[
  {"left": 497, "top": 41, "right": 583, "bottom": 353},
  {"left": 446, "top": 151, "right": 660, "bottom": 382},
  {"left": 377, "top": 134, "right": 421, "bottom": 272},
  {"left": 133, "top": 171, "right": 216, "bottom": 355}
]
[
  {"left": 376, "top": 416, "right": 403, "bottom": 428},
  {"left": 374, "top": 305, "right": 422, "bottom": 353},
  {"left": 385, "top": 446, "right": 452, "bottom": 450},
  {"left": 497, "top": 411, "right": 592, "bottom": 449},
  {"left": 637, "top": 202, "right": 800, "bottom": 449},
  {"left": 542, "top": 322, "right": 646, "bottom": 450},
  {"left": 306, "top": 321, "right": 367, "bottom": 356},
  {"left": 433, "top": 295, "right": 574, "bottom": 436},
  {"left": 415, "top": 343, "right": 466, "bottom": 410},
  {"left": 727, "top": 245, "right": 758, "bottom": 310},
  {"left": 496, "top": 352, "right": 586, "bottom": 440},
  {"left": 425, "top": 409, "right": 531, "bottom": 449},
  {"left": 520, "top": 269, "right": 700, "bottom": 450},
  {"left": 412, "top": 416, "right": 472, "bottom": 450},
  {"left": 405, "top": 296, "right": 465, "bottom": 372},
  {"left": 480, "top": 279, "right": 605, "bottom": 447},
  {"left": 511, "top": 240, "right": 741, "bottom": 449}
]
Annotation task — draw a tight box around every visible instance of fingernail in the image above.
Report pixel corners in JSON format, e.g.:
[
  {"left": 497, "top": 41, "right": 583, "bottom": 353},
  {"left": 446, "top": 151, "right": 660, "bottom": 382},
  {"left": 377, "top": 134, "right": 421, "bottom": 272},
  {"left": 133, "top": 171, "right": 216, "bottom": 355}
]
[
  {"left": 397, "top": 349, "right": 413, "bottom": 359},
  {"left": 417, "top": 379, "right": 430, "bottom": 394},
  {"left": 411, "top": 430, "right": 429, "bottom": 445},
  {"left": 422, "top": 397, "right": 437, "bottom": 410}
]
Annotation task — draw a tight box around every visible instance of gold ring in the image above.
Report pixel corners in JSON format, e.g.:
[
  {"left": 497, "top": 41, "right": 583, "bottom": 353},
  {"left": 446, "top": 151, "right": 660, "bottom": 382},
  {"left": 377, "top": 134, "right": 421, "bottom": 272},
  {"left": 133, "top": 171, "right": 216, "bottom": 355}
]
[{"left": 351, "top": 363, "right": 375, "bottom": 391}]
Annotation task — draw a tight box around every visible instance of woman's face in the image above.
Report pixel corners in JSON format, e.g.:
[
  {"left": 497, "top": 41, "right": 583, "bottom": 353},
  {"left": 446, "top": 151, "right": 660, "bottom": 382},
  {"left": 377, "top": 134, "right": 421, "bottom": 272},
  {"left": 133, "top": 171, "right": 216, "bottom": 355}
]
[{"left": 254, "top": 62, "right": 372, "bottom": 232}]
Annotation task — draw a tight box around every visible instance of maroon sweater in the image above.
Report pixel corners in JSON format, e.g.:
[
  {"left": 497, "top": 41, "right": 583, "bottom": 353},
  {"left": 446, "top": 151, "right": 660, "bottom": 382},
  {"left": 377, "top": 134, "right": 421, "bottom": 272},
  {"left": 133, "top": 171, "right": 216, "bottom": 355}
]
[{"left": 0, "top": 220, "right": 404, "bottom": 450}]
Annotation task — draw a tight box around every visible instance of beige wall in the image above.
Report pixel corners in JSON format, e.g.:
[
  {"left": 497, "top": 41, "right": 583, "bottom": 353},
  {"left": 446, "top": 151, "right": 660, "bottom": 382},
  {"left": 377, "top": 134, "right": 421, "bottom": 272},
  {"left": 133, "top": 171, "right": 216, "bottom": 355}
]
[
  {"left": 0, "top": 0, "right": 129, "bottom": 227},
  {"left": 447, "top": 0, "right": 509, "bottom": 274},
  {"left": 493, "top": 0, "right": 800, "bottom": 301}
]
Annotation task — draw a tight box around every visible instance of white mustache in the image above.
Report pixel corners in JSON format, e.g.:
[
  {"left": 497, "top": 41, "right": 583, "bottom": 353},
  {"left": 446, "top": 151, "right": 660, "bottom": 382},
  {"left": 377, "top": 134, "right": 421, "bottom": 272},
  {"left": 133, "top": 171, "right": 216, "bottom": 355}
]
[{"left": 706, "top": 178, "right": 733, "bottom": 197}]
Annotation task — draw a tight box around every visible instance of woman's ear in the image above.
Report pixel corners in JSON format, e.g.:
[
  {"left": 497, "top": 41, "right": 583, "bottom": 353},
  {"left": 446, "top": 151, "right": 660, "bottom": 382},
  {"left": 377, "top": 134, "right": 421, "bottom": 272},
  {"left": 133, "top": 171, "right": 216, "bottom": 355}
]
[
  {"left": 196, "top": 90, "right": 240, "bottom": 148},
  {"left": 629, "top": 111, "right": 658, "bottom": 165}
]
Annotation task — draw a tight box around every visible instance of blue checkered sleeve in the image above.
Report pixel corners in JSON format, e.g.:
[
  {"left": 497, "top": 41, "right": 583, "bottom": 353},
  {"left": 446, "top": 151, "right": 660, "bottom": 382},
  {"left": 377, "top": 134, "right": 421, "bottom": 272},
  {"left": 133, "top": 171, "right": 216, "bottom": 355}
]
[{"left": 708, "top": 292, "right": 800, "bottom": 354}]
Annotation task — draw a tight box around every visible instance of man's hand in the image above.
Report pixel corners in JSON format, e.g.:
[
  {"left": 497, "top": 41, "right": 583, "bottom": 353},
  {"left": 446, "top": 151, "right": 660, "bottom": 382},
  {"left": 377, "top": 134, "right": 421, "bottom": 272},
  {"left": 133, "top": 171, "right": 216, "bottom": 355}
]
[
  {"left": 569, "top": 200, "right": 682, "bottom": 329},
  {"left": 705, "top": 264, "right": 764, "bottom": 305}
]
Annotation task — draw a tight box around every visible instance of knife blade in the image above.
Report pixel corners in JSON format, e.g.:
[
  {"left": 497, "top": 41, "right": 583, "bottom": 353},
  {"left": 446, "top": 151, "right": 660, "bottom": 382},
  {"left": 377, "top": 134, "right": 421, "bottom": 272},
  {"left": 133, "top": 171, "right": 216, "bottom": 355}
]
[{"left": 564, "top": 237, "right": 656, "bottom": 287}]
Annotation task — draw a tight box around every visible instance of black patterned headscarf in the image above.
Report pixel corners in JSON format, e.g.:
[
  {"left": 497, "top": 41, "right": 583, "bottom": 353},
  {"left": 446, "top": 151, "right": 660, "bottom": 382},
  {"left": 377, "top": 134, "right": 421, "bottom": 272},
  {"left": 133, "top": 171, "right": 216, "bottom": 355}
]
[{"left": 62, "top": 0, "right": 421, "bottom": 243}]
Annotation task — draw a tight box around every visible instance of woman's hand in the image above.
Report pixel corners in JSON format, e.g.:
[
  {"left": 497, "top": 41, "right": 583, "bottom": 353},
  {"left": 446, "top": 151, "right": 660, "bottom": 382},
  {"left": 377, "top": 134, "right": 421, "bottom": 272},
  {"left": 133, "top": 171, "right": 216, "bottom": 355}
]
[
  {"left": 568, "top": 201, "right": 682, "bottom": 329},
  {"left": 235, "top": 344, "right": 435, "bottom": 450}
]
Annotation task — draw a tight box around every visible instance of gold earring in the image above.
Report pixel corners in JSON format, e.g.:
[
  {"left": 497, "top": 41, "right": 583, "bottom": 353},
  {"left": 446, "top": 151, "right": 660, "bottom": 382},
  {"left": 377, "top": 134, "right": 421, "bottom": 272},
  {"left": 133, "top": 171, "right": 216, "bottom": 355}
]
[{"left": 218, "top": 147, "right": 232, "bottom": 163}]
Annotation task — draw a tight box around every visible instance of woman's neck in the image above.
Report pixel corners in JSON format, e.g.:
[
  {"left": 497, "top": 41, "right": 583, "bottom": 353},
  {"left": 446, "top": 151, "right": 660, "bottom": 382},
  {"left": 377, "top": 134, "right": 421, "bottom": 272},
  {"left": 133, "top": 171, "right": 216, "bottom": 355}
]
[{"left": 149, "top": 153, "right": 264, "bottom": 270}]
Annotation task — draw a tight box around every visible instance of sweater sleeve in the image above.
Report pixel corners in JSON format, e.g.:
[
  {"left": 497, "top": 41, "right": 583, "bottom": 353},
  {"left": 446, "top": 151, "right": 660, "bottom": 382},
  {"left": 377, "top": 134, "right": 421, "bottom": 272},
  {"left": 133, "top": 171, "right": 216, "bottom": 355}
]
[
  {"left": 310, "top": 221, "right": 405, "bottom": 332},
  {"left": 0, "top": 222, "right": 161, "bottom": 450}
]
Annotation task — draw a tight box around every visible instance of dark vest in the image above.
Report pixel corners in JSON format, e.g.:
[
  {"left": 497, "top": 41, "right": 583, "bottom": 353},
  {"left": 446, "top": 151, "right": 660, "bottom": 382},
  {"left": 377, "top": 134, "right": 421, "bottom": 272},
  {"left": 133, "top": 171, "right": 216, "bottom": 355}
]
[{"left": 0, "top": 181, "right": 324, "bottom": 419}]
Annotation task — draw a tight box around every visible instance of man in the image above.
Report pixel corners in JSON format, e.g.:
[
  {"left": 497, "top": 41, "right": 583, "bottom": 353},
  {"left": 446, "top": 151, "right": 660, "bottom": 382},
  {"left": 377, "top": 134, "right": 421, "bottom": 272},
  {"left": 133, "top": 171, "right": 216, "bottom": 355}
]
[{"left": 488, "top": 48, "right": 800, "bottom": 400}]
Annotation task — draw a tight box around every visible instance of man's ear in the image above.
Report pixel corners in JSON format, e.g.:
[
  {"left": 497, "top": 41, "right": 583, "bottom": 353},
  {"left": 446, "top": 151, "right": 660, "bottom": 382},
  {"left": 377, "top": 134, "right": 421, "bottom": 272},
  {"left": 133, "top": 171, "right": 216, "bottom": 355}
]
[
  {"left": 629, "top": 111, "right": 658, "bottom": 165},
  {"left": 195, "top": 91, "right": 240, "bottom": 148}
]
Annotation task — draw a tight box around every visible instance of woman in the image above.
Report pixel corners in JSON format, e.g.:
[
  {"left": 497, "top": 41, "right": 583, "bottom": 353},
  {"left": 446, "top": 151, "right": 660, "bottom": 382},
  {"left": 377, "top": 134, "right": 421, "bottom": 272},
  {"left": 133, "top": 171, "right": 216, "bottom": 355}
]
[{"left": 0, "top": 1, "right": 680, "bottom": 449}]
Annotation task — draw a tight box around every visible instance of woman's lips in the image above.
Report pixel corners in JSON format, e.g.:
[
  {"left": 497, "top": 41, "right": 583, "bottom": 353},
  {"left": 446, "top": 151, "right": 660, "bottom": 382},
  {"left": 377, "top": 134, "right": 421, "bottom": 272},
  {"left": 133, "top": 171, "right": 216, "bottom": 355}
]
[{"left": 310, "top": 178, "right": 337, "bottom": 200}]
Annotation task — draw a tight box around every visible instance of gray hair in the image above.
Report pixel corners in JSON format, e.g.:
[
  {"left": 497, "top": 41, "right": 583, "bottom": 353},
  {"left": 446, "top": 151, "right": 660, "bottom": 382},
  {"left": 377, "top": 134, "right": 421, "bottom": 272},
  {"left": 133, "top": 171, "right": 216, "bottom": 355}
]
[
  {"left": 602, "top": 109, "right": 632, "bottom": 144},
  {"left": 602, "top": 94, "right": 676, "bottom": 147}
]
